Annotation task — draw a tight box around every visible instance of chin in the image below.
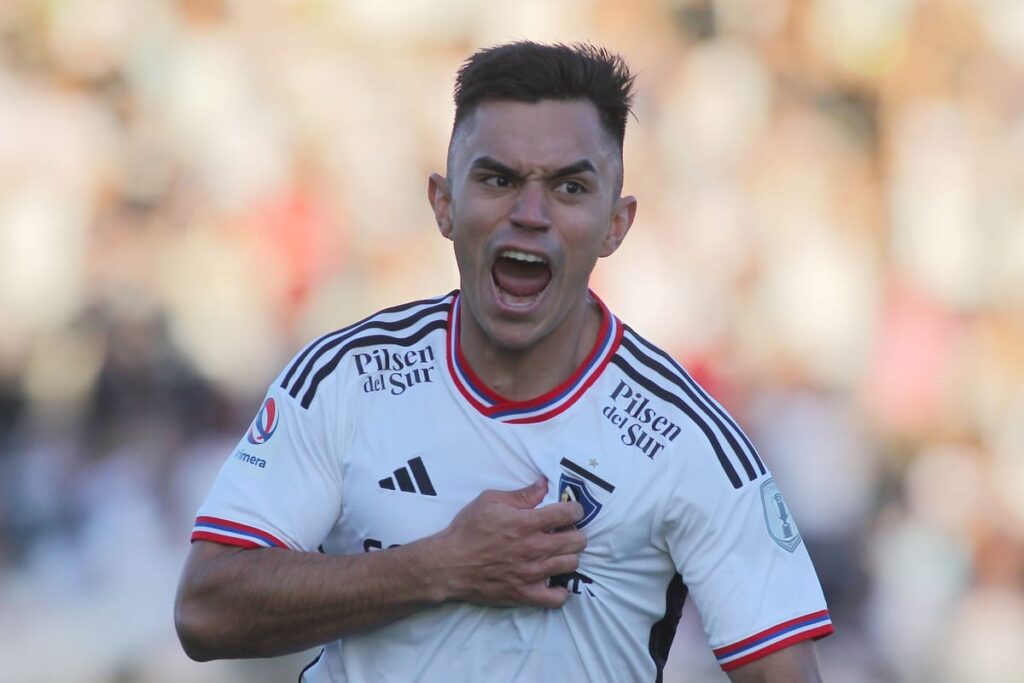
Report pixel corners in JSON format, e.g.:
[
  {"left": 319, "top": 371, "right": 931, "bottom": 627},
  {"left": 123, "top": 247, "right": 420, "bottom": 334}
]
[{"left": 480, "top": 319, "right": 545, "bottom": 353}]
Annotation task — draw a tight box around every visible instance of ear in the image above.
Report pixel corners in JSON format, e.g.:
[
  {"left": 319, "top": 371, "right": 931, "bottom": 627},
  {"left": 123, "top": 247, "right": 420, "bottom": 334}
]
[
  {"left": 428, "top": 173, "right": 454, "bottom": 240},
  {"left": 599, "top": 195, "right": 637, "bottom": 257}
]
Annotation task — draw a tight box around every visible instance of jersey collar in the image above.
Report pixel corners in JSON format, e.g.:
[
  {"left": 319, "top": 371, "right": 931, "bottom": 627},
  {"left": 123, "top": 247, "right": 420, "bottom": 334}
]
[{"left": 446, "top": 291, "right": 622, "bottom": 424}]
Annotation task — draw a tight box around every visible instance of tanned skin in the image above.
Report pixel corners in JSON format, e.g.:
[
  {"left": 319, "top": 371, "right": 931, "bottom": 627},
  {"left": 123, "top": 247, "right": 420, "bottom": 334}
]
[
  {"left": 175, "top": 97, "right": 825, "bottom": 681},
  {"left": 175, "top": 479, "right": 584, "bottom": 660}
]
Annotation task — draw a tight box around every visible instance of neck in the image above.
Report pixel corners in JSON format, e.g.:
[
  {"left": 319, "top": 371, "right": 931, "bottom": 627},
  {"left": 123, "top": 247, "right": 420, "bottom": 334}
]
[{"left": 457, "top": 294, "right": 603, "bottom": 402}]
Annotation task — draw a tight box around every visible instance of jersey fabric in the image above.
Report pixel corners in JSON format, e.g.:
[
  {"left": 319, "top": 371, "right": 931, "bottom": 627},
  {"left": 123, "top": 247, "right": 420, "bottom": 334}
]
[{"left": 192, "top": 291, "right": 833, "bottom": 682}]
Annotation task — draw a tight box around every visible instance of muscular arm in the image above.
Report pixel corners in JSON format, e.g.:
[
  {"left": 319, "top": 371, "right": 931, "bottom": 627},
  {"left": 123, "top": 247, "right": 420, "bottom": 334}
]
[
  {"left": 726, "top": 641, "right": 823, "bottom": 683},
  {"left": 176, "top": 540, "right": 439, "bottom": 660},
  {"left": 174, "top": 479, "right": 584, "bottom": 660}
]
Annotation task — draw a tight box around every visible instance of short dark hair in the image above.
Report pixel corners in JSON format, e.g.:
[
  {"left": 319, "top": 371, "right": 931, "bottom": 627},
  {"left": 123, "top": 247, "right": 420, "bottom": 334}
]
[{"left": 451, "top": 41, "right": 636, "bottom": 151}]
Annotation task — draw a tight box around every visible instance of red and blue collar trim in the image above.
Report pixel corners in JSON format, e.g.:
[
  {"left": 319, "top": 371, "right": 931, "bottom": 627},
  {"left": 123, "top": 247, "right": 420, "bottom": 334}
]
[{"left": 446, "top": 291, "right": 622, "bottom": 424}]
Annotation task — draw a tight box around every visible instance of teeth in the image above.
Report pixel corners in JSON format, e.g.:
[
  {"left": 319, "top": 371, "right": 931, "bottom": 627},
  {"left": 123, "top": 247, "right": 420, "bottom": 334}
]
[{"left": 500, "top": 250, "right": 547, "bottom": 264}]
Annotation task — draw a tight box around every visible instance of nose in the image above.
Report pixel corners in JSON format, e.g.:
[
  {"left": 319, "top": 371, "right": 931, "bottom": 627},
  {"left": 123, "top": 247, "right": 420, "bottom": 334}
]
[{"left": 509, "top": 181, "right": 551, "bottom": 231}]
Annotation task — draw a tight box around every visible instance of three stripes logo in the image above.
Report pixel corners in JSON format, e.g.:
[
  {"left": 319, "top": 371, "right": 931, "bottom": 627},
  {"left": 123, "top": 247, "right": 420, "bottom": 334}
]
[{"left": 379, "top": 456, "right": 436, "bottom": 496}]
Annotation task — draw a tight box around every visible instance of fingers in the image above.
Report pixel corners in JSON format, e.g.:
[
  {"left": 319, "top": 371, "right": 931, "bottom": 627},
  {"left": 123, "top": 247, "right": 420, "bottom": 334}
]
[
  {"left": 528, "top": 500, "right": 584, "bottom": 531},
  {"left": 496, "top": 552, "right": 581, "bottom": 609},
  {"left": 531, "top": 528, "right": 587, "bottom": 558},
  {"left": 538, "top": 553, "right": 580, "bottom": 579},
  {"left": 475, "top": 481, "right": 583, "bottom": 532},
  {"left": 519, "top": 583, "right": 571, "bottom": 609},
  {"left": 440, "top": 480, "right": 590, "bottom": 610},
  {"left": 483, "top": 477, "right": 548, "bottom": 510}
]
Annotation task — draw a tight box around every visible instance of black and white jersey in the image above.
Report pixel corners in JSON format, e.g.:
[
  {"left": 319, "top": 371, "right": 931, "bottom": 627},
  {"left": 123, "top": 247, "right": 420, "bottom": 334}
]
[{"left": 193, "top": 291, "right": 832, "bottom": 682}]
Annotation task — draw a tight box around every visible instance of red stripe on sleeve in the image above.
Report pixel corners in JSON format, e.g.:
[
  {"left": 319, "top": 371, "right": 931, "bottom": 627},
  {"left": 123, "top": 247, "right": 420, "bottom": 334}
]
[
  {"left": 720, "top": 624, "right": 834, "bottom": 671},
  {"left": 193, "top": 515, "right": 289, "bottom": 548},
  {"left": 713, "top": 609, "right": 831, "bottom": 657},
  {"left": 190, "top": 530, "right": 262, "bottom": 549}
]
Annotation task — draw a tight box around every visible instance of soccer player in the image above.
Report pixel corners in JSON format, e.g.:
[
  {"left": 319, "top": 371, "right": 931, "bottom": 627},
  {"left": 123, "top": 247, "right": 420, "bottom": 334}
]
[{"left": 175, "top": 42, "right": 832, "bottom": 682}]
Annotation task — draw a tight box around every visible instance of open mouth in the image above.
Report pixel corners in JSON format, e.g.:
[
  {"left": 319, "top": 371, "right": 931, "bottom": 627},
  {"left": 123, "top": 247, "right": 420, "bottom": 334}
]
[{"left": 491, "top": 249, "right": 552, "bottom": 306}]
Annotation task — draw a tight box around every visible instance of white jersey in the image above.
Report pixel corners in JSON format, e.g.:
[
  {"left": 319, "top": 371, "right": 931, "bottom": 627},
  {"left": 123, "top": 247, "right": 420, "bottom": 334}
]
[{"left": 193, "top": 291, "right": 832, "bottom": 682}]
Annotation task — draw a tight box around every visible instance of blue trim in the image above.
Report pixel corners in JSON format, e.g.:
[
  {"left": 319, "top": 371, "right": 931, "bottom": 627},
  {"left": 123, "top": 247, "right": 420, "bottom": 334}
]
[
  {"left": 450, "top": 300, "right": 496, "bottom": 406},
  {"left": 489, "top": 320, "right": 614, "bottom": 419},
  {"left": 195, "top": 520, "right": 278, "bottom": 547},
  {"left": 715, "top": 614, "right": 832, "bottom": 660}
]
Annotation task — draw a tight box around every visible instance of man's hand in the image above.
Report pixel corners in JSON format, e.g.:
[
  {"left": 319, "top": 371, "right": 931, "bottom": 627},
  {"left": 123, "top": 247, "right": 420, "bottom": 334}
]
[
  {"left": 425, "top": 478, "right": 586, "bottom": 608},
  {"left": 175, "top": 478, "right": 584, "bottom": 660}
]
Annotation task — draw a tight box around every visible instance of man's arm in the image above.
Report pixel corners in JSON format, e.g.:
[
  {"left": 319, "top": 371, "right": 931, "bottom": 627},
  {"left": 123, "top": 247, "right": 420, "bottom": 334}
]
[
  {"left": 726, "top": 641, "right": 823, "bottom": 683},
  {"left": 174, "top": 479, "right": 584, "bottom": 661}
]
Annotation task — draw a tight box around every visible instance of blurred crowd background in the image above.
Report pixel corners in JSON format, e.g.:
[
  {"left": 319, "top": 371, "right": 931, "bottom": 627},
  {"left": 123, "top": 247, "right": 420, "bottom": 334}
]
[{"left": 1, "top": 0, "right": 1022, "bottom": 681}]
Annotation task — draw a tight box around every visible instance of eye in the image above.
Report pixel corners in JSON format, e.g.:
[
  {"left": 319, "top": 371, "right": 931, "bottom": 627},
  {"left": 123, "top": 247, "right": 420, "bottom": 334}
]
[
  {"left": 482, "top": 175, "right": 513, "bottom": 188},
  {"left": 555, "top": 180, "right": 587, "bottom": 195}
]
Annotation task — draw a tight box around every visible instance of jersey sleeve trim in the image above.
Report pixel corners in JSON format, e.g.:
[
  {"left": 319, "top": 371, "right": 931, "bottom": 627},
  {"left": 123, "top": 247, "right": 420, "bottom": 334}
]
[
  {"left": 191, "top": 515, "right": 289, "bottom": 549},
  {"left": 713, "top": 609, "right": 833, "bottom": 671}
]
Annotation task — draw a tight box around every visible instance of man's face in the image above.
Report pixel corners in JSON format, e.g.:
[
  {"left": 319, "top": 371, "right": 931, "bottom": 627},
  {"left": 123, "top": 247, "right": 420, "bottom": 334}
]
[{"left": 429, "top": 99, "right": 636, "bottom": 352}]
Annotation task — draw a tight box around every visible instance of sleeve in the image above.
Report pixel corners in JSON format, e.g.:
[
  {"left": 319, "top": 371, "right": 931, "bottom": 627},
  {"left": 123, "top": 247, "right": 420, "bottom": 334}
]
[
  {"left": 191, "top": 355, "right": 346, "bottom": 552},
  {"left": 655, "top": 436, "right": 833, "bottom": 672}
]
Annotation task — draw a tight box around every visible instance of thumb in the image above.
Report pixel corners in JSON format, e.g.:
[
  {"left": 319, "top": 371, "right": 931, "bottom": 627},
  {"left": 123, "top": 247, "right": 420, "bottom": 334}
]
[{"left": 489, "top": 477, "right": 548, "bottom": 510}]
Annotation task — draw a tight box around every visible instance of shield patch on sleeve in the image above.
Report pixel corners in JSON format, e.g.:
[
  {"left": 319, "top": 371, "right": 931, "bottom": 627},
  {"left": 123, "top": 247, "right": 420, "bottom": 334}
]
[{"left": 760, "top": 478, "right": 802, "bottom": 552}]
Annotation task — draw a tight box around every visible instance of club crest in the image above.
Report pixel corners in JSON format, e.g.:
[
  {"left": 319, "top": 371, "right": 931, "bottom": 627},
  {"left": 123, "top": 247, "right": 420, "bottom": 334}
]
[
  {"left": 559, "top": 473, "right": 603, "bottom": 529},
  {"left": 760, "top": 478, "right": 801, "bottom": 552}
]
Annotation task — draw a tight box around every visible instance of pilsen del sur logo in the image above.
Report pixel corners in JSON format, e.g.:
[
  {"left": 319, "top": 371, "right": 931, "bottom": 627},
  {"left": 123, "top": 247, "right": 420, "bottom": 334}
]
[
  {"left": 247, "top": 397, "right": 280, "bottom": 445},
  {"left": 354, "top": 345, "right": 437, "bottom": 396}
]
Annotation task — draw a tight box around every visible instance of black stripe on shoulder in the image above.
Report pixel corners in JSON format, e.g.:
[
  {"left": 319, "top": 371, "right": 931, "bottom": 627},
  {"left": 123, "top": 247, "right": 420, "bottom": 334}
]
[
  {"left": 610, "top": 354, "right": 743, "bottom": 489},
  {"left": 623, "top": 327, "right": 766, "bottom": 475},
  {"left": 299, "top": 317, "right": 447, "bottom": 408},
  {"left": 281, "top": 293, "right": 453, "bottom": 391},
  {"left": 620, "top": 331, "right": 765, "bottom": 481},
  {"left": 286, "top": 299, "right": 450, "bottom": 399}
]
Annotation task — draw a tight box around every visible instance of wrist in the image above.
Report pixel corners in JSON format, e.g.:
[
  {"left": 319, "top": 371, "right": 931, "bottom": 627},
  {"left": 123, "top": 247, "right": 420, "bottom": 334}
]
[{"left": 400, "top": 534, "right": 453, "bottom": 605}]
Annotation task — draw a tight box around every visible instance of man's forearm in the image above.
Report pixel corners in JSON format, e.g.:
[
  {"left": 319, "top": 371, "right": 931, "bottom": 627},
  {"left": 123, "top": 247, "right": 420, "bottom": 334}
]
[
  {"left": 175, "top": 483, "right": 586, "bottom": 661},
  {"left": 178, "top": 481, "right": 585, "bottom": 663},
  {"left": 175, "top": 540, "right": 445, "bottom": 660}
]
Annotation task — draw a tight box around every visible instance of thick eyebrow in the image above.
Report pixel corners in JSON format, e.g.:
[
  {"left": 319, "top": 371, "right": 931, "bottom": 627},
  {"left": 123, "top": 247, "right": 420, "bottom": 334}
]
[
  {"left": 469, "top": 156, "right": 597, "bottom": 183},
  {"left": 549, "top": 159, "right": 597, "bottom": 180},
  {"left": 469, "top": 156, "right": 523, "bottom": 182}
]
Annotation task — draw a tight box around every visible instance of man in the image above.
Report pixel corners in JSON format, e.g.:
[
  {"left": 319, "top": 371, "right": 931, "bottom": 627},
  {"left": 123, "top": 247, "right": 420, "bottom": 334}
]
[{"left": 175, "top": 42, "right": 832, "bottom": 682}]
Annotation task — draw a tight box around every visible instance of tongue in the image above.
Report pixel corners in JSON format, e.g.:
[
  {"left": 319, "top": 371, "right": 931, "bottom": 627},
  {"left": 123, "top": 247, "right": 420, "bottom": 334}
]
[{"left": 492, "top": 258, "right": 552, "bottom": 297}]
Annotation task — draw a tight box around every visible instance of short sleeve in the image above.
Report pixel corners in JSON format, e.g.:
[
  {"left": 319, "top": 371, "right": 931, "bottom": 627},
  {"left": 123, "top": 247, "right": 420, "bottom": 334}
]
[
  {"left": 656, "top": 438, "right": 833, "bottom": 671},
  {"left": 191, "top": 358, "right": 346, "bottom": 552}
]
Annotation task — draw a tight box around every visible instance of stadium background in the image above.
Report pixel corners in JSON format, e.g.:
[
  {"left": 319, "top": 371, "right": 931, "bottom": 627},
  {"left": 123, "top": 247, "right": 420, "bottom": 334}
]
[{"left": 1, "top": 0, "right": 1022, "bottom": 681}]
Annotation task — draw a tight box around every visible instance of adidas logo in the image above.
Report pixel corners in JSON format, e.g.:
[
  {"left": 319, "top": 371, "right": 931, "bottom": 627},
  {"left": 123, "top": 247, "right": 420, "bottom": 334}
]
[{"left": 378, "top": 456, "right": 436, "bottom": 496}]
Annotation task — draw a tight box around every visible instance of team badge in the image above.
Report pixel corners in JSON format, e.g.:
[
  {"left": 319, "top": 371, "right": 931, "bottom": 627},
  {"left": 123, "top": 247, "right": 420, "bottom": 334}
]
[
  {"left": 559, "top": 473, "right": 603, "bottom": 529},
  {"left": 557, "top": 457, "right": 616, "bottom": 530},
  {"left": 760, "top": 478, "right": 801, "bottom": 552},
  {"left": 246, "top": 397, "right": 280, "bottom": 445}
]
